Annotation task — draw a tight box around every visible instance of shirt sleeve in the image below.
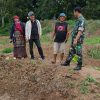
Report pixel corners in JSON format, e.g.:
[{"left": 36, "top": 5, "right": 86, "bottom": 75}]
[
  {"left": 10, "top": 25, "right": 14, "bottom": 39},
  {"left": 78, "top": 20, "right": 85, "bottom": 32}
]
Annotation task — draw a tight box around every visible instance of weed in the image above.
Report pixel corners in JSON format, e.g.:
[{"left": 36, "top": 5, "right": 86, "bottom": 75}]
[
  {"left": 80, "top": 75, "right": 97, "bottom": 94},
  {"left": 68, "top": 68, "right": 75, "bottom": 74},
  {"left": 80, "top": 85, "right": 89, "bottom": 94},
  {"left": 85, "top": 36, "right": 100, "bottom": 45},
  {"left": 41, "top": 34, "right": 52, "bottom": 44},
  {"left": 87, "top": 47, "right": 100, "bottom": 59},
  {"left": 31, "top": 60, "right": 36, "bottom": 65},
  {"left": 2, "top": 48, "right": 13, "bottom": 54},
  {"left": 94, "top": 67, "right": 100, "bottom": 71},
  {"left": 85, "top": 75, "right": 96, "bottom": 83}
]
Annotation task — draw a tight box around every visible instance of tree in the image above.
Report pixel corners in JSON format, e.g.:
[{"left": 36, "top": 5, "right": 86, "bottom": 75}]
[{"left": 0, "top": 0, "right": 8, "bottom": 27}]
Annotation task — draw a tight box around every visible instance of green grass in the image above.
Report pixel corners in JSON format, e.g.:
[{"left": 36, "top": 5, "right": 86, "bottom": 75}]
[
  {"left": 41, "top": 34, "right": 52, "bottom": 44},
  {"left": 68, "top": 20, "right": 75, "bottom": 28},
  {"left": 0, "top": 38, "right": 10, "bottom": 45},
  {"left": 0, "top": 20, "right": 100, "bottom": 37},
  {"left": 1, "top": 48, "right": 13, "bottom": 54},
  {"left": 87, "top": 47, "right": 100, "bottom": 59},
  {"left": 85, "top": 36, "right": 100, "bottom": 45},
  {"left": 86, "top": 20, "right": 100, "bottom": 33},
  {"left": 80, "top": 75, "right": 97, "bottom": 94},
  {"left": 94, "top": 67, "right": 100, "bottom": 71},
  {"left": 0, "top": 41, "right": 7, "bottom": 45},
  {"left": 0, "top": 23, "right": 10, "bottom": 36}
]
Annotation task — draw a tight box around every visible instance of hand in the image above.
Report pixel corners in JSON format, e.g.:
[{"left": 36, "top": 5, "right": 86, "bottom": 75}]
[
  {"left": 65, "top": 39, "right": 68, "bottom": 43},
  {"left": 10, "top": 39, "right": 13, "bottom": 43},
  {"left": 73, "top": 39, "right": 78, "bottom": 46}
]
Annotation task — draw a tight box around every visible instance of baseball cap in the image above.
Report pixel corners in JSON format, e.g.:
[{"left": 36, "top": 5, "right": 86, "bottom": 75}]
[
  {"left": 59, "top": 13, "right": 66, "bottom": 17},
  {"left": 28, "top": 11, "right": 35, "bottom": 17}
]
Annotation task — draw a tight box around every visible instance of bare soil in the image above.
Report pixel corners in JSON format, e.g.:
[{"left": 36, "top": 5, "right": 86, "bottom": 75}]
[{"left": 0, "top": 36, "right": 100, "bottom": 100}]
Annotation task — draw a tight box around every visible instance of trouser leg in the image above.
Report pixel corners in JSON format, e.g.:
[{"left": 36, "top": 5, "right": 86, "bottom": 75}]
[
  {"left": 29, "top": 39, "right": 34, "bottom": 59},
  {"left": 76, "top": 44, "right": 83, "bottom": 67},
  {"left": 34, "top": 39, "right": 45, "bottom": 59},
  {"left": 62, "top": 45, "right": 76, "bottom": 66},
  {"left": 66, "top": 45, "right": 76, "bottom": 63}
]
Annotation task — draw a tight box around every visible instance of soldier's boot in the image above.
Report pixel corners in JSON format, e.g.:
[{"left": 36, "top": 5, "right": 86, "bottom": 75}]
[
  {"left": 74, "top": 62, "right": 82, "bottom": 71},
  {"left": 61, "top": 60, "right": 70, "bottom": 66}
]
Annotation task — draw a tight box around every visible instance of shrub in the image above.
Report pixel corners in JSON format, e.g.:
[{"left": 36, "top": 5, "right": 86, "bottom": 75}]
[
  {"left": 80, "top": 75, "right": 96, "bottom": 94},
  {"left": 87, "top": 47, "right": 100, "bottom": 59},
  {"left": 0, "top": 23, "right": 11, "bottom": 36},
  {"left": 2, "top": 48, "right": 13, "bottom": 54}
]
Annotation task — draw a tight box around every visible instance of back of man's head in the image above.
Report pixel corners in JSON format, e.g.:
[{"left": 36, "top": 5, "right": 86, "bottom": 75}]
[{"left": 74, "top": 7, "right": 82, "bottom": 13}]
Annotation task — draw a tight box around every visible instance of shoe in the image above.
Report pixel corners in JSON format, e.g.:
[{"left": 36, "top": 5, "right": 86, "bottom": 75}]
[
  {"left": 74, "top": 65, "right": 82, "bottom": 71},
  {"left": 42, "top": 56, "right": 45, "bottom": 60},
  {"left": 61, "top": 61, "right": 70, "bottom": 66}
]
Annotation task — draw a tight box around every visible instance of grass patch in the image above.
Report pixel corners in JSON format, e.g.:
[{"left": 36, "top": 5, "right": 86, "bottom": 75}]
[
  {"left": 85, "top": 36, "right": 100, "bottom": 45},
  {"left": 0, "top": 23, "right": 10, "bottom": 36},
  {"left": 87, "top": 47, "right": 100, "bottom": 59},
  {"left": 80, "top": 75, "right": 96, "bottom": 94},
  {"left": 0, "top": 20, "right": 100, "bottom": 36},
  {"left": 41, "top": 34, "right": 52, "bottom": 44},
  {"left": 86, "top": 20, "right": 100, "bottom": 33},
  {"left": 1, "top": 48, "right": 13, "bottom": 54},
  {"left": 94, "top": 67, "right": 100, "bottom": 71}
]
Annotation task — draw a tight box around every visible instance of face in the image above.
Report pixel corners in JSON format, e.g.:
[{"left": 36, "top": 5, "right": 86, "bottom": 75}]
[
  {"left": 29, "top": 15, "right": 35, "bottom": 21},
  {"left": 59, "top": 16, "right": 66, "bottom": 22},
  {"left": 14, "top": 18, "right": 19, "bottom": 22},
  {"left": 74, "top": 11, "right": 78, "bottom": 18}
]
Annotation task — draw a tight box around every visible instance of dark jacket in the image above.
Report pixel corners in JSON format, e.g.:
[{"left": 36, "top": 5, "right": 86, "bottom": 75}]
[{"left": 10, "top": 22, "right": 25, "bottom": 39}]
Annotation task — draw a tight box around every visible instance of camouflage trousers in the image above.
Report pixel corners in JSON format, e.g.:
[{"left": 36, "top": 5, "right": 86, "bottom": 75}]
[{"left": 66, "top": 42, "right": 83, "bottom": 66}]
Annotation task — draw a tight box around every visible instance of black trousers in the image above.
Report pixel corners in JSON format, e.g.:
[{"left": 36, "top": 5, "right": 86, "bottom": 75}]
[{"left": 29, "top": 39, "right": 45, "bottom": 59}]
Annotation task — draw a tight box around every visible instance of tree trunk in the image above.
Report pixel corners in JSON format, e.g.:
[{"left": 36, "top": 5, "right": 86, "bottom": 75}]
[{"left": 2, "top": 16, "right": 5, "bottom": 27}]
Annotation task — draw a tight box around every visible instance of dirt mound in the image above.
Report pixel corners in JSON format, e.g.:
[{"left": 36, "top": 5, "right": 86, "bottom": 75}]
[{"left": 0, "top": 55, "right": 100, "bottom": 100}]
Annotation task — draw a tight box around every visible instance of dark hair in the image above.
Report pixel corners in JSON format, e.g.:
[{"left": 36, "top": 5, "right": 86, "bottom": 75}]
[{"left": 74, "top": 7, "right": 82, "bottom": 13}]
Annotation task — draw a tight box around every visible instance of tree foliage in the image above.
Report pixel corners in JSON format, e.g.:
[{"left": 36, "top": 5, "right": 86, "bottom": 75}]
[{"left": 0, "top": 0, "right": 100, "bottom": 26}]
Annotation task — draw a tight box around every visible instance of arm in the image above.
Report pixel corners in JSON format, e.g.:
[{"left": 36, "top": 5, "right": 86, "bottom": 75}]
[
  {"left": 65, "top": 25, "right": 70, "bottom": 43},
  {"left": 21, "top": 22, "right": 25, "bottom": 36},
  {"left": 37, "top": 20, "right": 42, "bottom": 38},
  {"left": 52, "top": 24, "right": 56, "bottom": 39},
  {"left": 25, "top": 22, "right": 29, "bottom": 40},
  {"left": 22, "top": 22, "right": 25, "bottom": 33},
  {"left": 10, "top": 25, "right": 14, "bottom": 39},
  {"left": 75, "top": 31, "right": 82, "bottom": 41},
  {"left": 73, "top": 20, "right": 85, "bottom": 45}
]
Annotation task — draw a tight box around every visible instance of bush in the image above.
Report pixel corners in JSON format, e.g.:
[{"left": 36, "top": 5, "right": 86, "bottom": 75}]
[
  {"left": 85, "top": 36, "right": 100, "bottom": 45},
  {"left": 2, "top": 48, "right": 13, "bottom": 54},
  {"left": 80, "top": 75, "right": 96, "bottom": 94},
  {"left": 88, "top": 47, "right": 100, "bottom": 59},
  {"left": 0, "top": 23, "right": 11, "bottom": 36}
]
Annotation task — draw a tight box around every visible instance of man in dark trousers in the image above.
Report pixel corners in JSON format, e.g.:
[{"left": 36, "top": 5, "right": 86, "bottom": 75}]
[
  {"left": 62, "top": 7, "right": 85, "bottom": 71},
  {"left": 25, "top": 11, "right": 45, "bottom": 60}
]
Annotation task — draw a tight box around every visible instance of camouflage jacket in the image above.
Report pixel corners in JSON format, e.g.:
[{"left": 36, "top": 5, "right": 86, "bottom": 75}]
[{"left": 71, "top": 15, "right": 85, "bottom": 39}]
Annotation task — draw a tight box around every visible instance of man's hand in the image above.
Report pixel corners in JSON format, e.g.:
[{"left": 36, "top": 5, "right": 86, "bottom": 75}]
[
  {"left": 73, "top": 39, "right": 78, "bottom": 46},
  {"left": 10, "top": 39, "right": 13, "bottom": 43},
  {"left": 65, "top": 39, "right": 68, "bottom": 43}
]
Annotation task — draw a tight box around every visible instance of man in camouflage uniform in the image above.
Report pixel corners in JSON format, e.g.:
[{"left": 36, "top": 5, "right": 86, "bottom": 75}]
[{"left": 62, "top": 7, "right": 85, "bottom": 71}]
